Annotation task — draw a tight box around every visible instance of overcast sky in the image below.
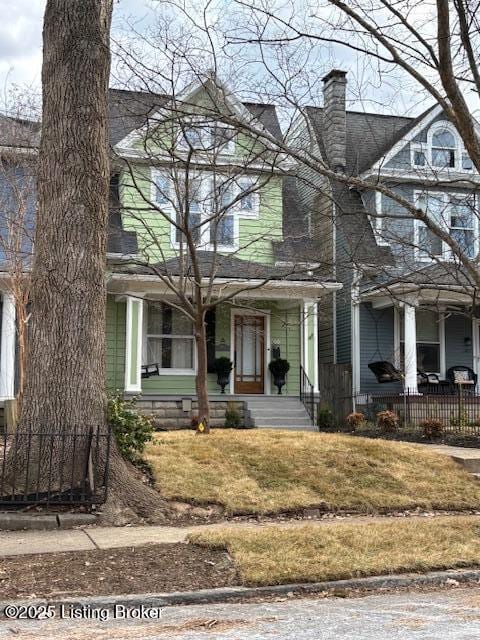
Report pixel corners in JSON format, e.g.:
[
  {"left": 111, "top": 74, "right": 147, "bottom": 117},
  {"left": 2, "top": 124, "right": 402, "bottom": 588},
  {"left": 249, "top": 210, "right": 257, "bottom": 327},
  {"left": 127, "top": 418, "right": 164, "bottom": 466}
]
[
  {"left": 0, "top": 0, "right": 156, "bottom": 93},
  {"left": 0, "top": 0, "right": 447, "bottom": 118}
]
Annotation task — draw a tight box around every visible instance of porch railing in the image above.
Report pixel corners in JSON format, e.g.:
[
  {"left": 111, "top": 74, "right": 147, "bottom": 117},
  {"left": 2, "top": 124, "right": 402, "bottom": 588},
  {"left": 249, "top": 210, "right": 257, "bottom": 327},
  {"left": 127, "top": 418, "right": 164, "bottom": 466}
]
[
  {"left": 0, "top": 425, "right": 111, "bottom": 506},
  {"left": 300, "top": 365, "right": 315, "bottom": 424}
]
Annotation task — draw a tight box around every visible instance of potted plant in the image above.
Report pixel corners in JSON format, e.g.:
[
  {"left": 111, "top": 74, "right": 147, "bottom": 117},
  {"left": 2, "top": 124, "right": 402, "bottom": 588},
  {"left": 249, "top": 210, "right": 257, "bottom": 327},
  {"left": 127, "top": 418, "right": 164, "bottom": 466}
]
[
  {"left": 269, "top": 358, "right": 290, "bottom": 394},
  {"left": 213, "top": 357, "right": 233, "bottom": 394}
]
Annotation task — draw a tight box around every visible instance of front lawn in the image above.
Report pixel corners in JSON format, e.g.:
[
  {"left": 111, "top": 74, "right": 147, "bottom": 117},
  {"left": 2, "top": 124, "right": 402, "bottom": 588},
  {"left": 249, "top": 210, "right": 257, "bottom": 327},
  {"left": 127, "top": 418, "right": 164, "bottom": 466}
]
[
  {"left": 146, "top": 430, "right": 480, "bottom": 514},
  {"left": 189, "top": 516, "right": 480, "bottom": 586}
]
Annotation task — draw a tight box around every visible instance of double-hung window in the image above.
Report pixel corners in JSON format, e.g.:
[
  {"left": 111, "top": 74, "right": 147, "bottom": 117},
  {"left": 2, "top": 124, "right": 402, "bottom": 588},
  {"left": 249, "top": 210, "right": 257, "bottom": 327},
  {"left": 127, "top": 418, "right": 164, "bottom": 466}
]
[
  {"left": 399, "top": 309, "right": 441, "bottom": 374},
  {"left": 415, "top": 191, "right": 478, "bottom": 260},
  {"left": 450, "top": 196, "right": 476, "bottom": 257},
  {"left": 415, "top": 193, "right": 445, "bottom": 260},
  {"left": 145, "top": 303, "right": 195, "bottom": 373},
  {"left": 176, "top": 175, "right": 204, "bottom": 245},
  {"left": 431, "top": 129, "right": 456, "bottom": 169}
]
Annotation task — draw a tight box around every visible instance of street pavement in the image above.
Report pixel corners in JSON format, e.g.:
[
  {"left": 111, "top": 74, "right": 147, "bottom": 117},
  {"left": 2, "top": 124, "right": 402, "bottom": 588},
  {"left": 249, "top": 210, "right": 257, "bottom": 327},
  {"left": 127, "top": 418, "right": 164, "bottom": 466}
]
[{"left": 1, "top": 586, "right": 480, "bottom": 639}]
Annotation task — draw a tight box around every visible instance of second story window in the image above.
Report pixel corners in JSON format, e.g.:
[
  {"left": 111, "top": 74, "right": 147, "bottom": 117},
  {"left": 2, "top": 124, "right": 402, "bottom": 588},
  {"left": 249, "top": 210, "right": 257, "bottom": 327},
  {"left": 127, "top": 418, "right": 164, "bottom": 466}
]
[
  {"left": 414, "top": 191, "right": 478, "bottom": 261},
  {"left": 152, "top": 169, "right": 260, "bottom": 252}
]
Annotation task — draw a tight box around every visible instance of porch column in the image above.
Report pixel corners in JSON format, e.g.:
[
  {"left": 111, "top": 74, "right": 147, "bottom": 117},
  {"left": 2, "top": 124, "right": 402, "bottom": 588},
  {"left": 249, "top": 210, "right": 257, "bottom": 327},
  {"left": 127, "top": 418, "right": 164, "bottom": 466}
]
[
  {"left": 403, "top": 302, "right": 418, "bottom": 394},
  {"left": 125, "top": 296, "right": 144, "bottom": 393},
  {"left": 0, "top": 293, "right": 16, "bottom": 400}
]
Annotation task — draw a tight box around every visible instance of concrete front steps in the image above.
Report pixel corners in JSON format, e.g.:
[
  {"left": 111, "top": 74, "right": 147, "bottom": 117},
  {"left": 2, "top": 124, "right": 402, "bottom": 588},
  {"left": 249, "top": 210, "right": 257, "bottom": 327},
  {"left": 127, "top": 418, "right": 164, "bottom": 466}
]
[{"left": 246, "top": 396, "right": 315, "bottom": 431}]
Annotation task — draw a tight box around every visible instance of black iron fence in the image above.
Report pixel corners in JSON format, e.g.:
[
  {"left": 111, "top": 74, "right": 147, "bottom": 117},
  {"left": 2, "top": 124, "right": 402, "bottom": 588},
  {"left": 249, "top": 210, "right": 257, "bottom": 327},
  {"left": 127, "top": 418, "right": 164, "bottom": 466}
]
[
  {"left": 300, "top": 365, "right": 315, "bottom": 423},
  {"left": 0, "top": 425, "right": 111, "bottom": 506},
  {"left": 352, "top": 389, "right": 480, "bottom": 436}
]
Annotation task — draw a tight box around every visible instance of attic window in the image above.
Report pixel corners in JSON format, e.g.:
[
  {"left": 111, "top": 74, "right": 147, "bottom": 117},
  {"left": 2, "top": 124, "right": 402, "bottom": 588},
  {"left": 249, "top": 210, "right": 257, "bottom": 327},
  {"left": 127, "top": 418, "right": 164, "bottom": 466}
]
[
  {"left": 431, "top": 129, "right": 456, "bottom": 168},
  {"left": 178, "top": 118, "right": 235, "bottom": 153}
]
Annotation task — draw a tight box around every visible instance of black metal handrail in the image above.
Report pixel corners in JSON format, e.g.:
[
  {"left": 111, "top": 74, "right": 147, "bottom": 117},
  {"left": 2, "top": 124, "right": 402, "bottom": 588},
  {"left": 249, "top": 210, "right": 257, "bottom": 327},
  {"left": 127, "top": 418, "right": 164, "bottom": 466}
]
[
  {"left": 300, "top": 365, "right": 315, "bottom": 424},
  {"left": 0, "top": 425, "right": 111, "bottom": 506}
]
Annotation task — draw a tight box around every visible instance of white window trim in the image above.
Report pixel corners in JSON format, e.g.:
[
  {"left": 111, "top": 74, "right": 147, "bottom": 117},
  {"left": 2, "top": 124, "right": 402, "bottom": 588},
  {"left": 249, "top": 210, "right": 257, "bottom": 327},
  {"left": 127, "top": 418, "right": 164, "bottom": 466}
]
[
  {"left": 150, "top": 168, "right": 260, "bottom": 253},
  {"left": 411, "top": 120, "right": 475, "bottom": 174},
  {"left": 371, "top": 190, "right": 390, "bottom": 246},
  {"left": 177, "top": 116, "right": 236, "bottom": 155},
  {"left": 394, "top": 306, "right": 446, "bottom": 378},
  {"left": 143, "top": 302, "right": 197, "bottom": 376},
  {"left": 413, "top": 189, "right": 479, "bottom": 262}
]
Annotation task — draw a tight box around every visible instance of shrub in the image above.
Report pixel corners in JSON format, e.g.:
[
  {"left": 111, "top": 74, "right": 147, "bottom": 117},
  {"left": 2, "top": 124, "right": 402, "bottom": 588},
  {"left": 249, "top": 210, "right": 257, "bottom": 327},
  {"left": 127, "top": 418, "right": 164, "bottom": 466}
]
[
  {"left": 420, "top": 418, "right": 444, "bottom": 438},
  {"left": 107, "top": 392, "right": 154, "bottom": 463},
  {"left": 225, "top": 402, "right": 243, "bottom": 428},
  {"left": 317, "top": 406, "right": 335, "bottom": 431},
  {"left": 345, "top": 411, "right": 365, "bottom": 431},
  {"left": 268, "top": 358, "right": 290, "bottom": 377},
  {"left": 376, "top": 410, "right": 399, "bottom": 433}
]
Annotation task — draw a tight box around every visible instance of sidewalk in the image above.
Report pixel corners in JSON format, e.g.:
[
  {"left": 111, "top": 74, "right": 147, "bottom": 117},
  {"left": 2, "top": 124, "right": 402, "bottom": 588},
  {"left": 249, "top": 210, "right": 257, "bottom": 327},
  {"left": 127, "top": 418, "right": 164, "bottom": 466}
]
[{"left": 2, "top": 513, "right": 480, "bottom": 558}]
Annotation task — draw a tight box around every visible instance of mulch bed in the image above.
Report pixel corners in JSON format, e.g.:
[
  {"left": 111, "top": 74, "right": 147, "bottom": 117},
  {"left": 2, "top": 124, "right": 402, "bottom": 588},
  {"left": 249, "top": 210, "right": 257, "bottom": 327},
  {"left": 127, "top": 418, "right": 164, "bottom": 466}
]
[{"left": 0, "top": 543, "right": 239, "bottom": 600}]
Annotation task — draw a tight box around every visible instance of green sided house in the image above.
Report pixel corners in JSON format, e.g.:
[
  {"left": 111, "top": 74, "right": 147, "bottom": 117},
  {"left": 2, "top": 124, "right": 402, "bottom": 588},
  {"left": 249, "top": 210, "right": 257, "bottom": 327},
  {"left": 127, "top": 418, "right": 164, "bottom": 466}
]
[{"left": 105, "top": 77, "right": 340, "bottom": 428}]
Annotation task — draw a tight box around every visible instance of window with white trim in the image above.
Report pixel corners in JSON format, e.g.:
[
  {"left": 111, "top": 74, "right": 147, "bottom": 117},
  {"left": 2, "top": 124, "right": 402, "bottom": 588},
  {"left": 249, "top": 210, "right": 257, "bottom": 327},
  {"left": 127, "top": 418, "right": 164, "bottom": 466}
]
[
  {"left": 399, "top": 309, "right": 441, "bottom": 374},
  {"left": 414, "top": 191, "right": 478, "bottom": 260},
  {"left": 144, "top": 303, "right": 195, "bottom": 373},
  {"left": 411, "top": 121, "right": 475, "bottom": 173},
  {"left": 177, "top": 118, "right": 235, "bottom": 154},
  {"left": 151, "top": 169, "right": 260, "bottom": 251}
]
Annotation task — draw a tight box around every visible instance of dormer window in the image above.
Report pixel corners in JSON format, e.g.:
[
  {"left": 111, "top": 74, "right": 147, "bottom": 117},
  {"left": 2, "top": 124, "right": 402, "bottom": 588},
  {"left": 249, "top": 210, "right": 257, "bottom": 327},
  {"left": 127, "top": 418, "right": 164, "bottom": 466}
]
[
  {"left": 431, "top": 129, "right": 456, "bottom": 168},
  {"left": 411, "top": 121, "right": 475, "bottom": 173}
]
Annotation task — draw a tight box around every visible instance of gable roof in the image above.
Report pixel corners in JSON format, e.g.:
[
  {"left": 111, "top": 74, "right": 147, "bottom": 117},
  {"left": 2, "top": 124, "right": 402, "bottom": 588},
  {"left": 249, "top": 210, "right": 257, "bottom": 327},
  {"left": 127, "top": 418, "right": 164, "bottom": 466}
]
[{"left": 305, "top": 106, "right": 418, "bottom": 176}]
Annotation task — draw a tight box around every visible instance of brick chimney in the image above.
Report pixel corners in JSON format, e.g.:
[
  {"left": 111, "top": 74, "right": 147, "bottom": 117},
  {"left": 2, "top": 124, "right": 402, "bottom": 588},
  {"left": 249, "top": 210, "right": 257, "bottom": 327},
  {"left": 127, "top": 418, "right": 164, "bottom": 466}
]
[{"left": 322, "top": 69, "right": 347, "bottom": 172}]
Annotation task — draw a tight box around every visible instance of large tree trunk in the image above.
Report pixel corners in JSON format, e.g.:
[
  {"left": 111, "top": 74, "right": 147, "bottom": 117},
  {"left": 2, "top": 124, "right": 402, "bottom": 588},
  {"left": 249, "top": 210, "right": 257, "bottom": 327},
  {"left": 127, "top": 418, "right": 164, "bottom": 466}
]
[
  {"left": 21, "top": 0, "right": 112, "bottom": 428},
  {"left": 5, "top": 0, "right": 164, "bottom": 522}
]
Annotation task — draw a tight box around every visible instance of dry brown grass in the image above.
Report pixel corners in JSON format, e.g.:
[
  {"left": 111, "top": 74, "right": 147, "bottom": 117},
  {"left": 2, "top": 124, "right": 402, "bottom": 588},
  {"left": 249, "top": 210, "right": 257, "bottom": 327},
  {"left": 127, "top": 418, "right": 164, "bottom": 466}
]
[
  {"left": 189, "top": 517, "right": 480, "bottom": 585},
  {"left": 146, "top": 430, "right": 480, "bottom": 514}
]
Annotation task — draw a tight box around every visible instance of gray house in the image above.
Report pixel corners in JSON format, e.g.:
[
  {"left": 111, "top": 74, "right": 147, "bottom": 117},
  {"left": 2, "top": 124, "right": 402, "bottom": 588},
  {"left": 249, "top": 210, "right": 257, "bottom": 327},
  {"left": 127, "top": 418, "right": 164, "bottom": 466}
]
[{"left": 293, "top": 69, "right": 480, "bottom": 399}]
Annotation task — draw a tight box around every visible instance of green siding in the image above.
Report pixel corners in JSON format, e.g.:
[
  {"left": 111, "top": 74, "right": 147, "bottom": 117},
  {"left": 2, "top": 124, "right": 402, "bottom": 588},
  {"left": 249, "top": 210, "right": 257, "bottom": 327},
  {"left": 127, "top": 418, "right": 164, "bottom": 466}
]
[
  {"left": 105, "top": 297, "right": 302, "bottom": 396},
  {"left": 120, "top": 169, "right": 283, "bottom": 265},
  {"left": 106, "top": 295, "right": 126, "bottom": 391}
]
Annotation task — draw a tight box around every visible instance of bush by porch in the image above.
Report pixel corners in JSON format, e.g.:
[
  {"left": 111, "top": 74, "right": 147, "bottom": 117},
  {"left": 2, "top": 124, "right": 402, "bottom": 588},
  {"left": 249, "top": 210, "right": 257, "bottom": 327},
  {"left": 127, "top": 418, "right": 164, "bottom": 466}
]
[{"left": 145, "top": 430, "right": 480, "bottom": 515}]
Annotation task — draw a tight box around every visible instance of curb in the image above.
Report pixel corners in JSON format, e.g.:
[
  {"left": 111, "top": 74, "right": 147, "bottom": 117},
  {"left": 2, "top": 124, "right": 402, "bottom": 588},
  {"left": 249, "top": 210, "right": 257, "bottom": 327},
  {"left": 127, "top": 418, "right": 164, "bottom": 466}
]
[
  {"left": 1, "top": 568, "right": 480, "bottom": 614},
  {"left": 0, "top": 513, "right": 97, "bottom": 531}
]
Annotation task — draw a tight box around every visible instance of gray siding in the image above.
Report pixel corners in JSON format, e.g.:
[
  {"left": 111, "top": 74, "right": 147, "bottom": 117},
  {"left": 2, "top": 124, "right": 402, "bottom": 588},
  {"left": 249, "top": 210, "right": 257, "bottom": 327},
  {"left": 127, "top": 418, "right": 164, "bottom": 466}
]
[
  {"left": 359, "top": 303, "right": 402, "bottom": 395},
  {"left": 445, "top": 314, "right": 473, "bottom": 370}
]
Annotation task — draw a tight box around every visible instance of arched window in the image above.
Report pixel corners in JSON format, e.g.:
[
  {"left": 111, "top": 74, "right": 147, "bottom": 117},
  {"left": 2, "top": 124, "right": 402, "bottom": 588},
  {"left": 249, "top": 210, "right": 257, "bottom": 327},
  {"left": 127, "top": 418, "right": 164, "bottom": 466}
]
[
  {"left": 412, "top": 121, "right": 474, "bottom": 172},
  {"left": 431, "top": 128, "right": 456, "bottom": 168}
]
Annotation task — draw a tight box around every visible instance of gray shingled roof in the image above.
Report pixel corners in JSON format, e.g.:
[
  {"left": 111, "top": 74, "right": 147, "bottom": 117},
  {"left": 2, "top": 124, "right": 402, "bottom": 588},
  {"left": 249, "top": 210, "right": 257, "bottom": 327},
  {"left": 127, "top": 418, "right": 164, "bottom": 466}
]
[
  {"left": 304, "top": 104, "right": 439, "bottom": 267},
  {"left": 108, "top": 90, "right": 284, "bottom": 145},
  {"left": 305, "top": 106, "right": 419, "bottom": 176},
  {"left": 361, "top": 262, "right": 477, "bottom": 293},
  {"left": 272, "top": 176, "right": 319, "bottom": 263},
  {"left": 112, "top": 251, "right": 333, "bottom": 282},
  {"left": 0, "top": 115, "right": 40, "bottom": 149}
]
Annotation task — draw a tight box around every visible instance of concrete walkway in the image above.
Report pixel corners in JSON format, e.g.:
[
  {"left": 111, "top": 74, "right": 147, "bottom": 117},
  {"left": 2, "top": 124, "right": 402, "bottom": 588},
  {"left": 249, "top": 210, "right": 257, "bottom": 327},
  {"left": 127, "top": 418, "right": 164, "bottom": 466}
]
[
  {"left": 2, "top": 513, "right": 480, "bottom": 558},
  {"left": 413, "top": 443, "right": 480, "bottom": 473}
]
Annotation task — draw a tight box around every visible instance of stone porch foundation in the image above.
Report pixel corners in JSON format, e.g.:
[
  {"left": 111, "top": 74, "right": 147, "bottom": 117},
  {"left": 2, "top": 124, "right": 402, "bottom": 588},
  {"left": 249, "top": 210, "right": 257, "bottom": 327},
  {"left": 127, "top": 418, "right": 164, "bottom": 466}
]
[{"left": 135, "top": 398, "right": 246, "bottom": 430}]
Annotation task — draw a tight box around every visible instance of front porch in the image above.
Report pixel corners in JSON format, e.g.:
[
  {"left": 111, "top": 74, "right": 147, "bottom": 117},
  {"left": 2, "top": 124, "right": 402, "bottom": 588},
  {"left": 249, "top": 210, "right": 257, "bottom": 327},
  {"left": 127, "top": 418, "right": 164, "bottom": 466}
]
[
  {"left": 106, "top": 276, "right": 329, "bottom": 407},
  {"left": 357, "top": 286, "right": 480, "bottom": 397}
]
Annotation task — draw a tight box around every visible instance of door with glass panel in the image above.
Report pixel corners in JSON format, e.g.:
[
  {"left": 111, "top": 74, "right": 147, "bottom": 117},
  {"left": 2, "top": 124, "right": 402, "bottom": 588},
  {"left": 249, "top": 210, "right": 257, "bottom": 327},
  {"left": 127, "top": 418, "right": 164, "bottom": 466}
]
[{"left": 234, "top": 315, "right": 265, "bottom": 394}]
